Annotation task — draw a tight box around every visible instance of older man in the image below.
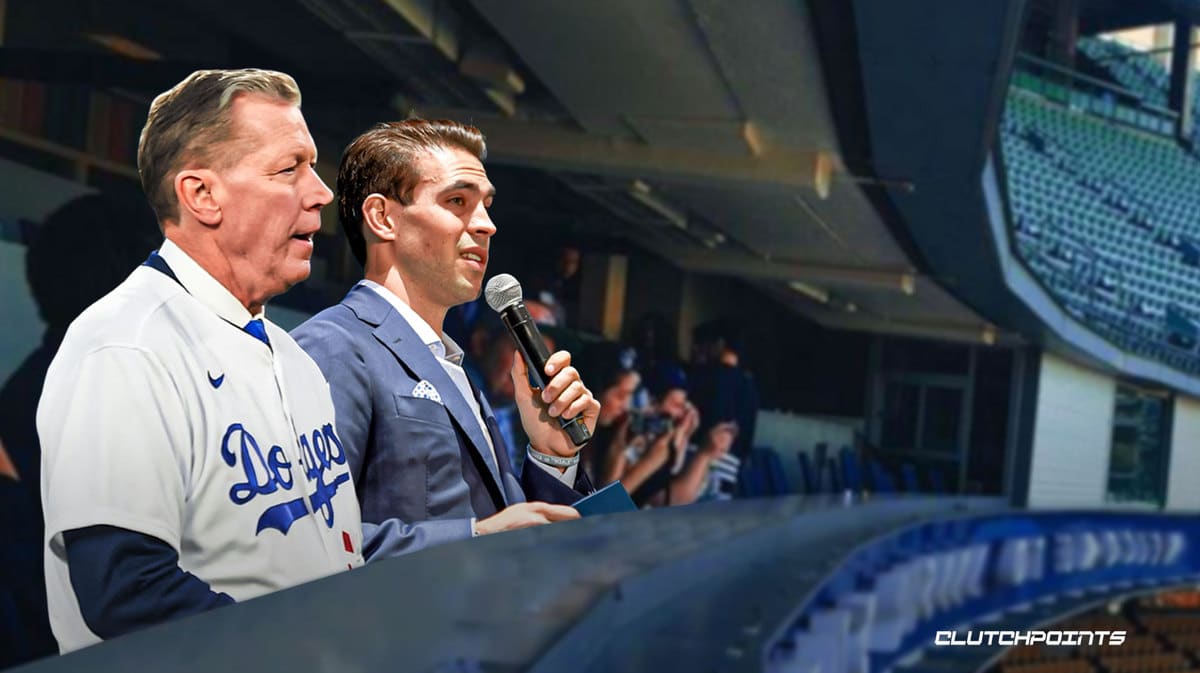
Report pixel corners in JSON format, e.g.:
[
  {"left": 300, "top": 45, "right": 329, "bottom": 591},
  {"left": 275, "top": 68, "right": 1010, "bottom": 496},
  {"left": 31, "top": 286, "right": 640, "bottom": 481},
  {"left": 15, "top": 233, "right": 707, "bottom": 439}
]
[
  {"left": 38, "top": 69, "right": 362, "bottom": 652},
  {"left": 293, "top": 119, "right": 598, "bottom": 558}
]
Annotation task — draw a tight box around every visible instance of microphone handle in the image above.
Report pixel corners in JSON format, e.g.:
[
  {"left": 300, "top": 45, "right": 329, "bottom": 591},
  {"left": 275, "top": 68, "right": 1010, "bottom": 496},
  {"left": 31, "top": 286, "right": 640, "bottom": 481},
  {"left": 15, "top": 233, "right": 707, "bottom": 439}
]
[{"left": 499, "top": 301, "right": 591, "bottom": 447}]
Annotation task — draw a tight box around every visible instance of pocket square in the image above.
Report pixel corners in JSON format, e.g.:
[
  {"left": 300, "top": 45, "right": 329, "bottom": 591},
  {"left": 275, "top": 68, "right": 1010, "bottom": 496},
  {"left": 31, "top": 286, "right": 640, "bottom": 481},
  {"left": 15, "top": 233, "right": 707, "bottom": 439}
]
[{"left": 411, "top": 379, "right": 442, "bottom": 404}]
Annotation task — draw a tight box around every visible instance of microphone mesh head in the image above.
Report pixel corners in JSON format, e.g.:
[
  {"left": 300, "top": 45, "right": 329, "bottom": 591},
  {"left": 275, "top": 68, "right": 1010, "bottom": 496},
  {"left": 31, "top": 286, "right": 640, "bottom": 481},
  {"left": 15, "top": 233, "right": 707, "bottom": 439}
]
[{"left": 484, "top": 274, "right": 523, "bottom": 312}]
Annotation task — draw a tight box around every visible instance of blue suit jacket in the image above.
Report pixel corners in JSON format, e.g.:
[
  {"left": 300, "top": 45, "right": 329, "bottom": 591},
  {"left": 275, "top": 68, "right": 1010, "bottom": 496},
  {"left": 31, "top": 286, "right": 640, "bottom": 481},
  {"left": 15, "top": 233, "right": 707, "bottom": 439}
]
[{"left": 292, "top": 285, "right": 591, "bottom": 558}]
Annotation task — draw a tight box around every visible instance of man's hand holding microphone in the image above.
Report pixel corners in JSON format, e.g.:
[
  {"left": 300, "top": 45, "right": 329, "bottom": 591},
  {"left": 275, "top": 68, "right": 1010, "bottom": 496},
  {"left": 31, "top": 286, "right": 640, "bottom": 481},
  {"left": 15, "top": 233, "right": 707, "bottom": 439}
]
[{"left": 472, "top": 274, "right": 601, "bottom": 536}]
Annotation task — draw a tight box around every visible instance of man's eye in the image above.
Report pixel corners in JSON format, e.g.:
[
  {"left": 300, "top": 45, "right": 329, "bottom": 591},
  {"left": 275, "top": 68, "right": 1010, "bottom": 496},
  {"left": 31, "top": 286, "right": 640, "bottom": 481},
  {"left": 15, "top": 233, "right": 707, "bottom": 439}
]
[{"left": 448, "top": 196, "right": 465, "bottom": 206}]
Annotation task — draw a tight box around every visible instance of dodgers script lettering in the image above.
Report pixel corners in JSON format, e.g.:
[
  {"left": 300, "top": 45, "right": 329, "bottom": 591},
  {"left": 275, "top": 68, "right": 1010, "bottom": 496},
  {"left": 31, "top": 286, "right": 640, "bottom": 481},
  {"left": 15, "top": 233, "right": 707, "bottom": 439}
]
[{"left": 220, "top": 422, "right": 350, "bottom": 534}]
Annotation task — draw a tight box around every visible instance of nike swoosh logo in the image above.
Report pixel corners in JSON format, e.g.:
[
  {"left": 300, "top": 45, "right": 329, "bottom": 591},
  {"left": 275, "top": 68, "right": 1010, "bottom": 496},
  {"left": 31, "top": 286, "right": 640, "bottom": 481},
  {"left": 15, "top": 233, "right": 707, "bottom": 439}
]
[{"left": 208, "top": 371, "right": 225, "bottom": 389}]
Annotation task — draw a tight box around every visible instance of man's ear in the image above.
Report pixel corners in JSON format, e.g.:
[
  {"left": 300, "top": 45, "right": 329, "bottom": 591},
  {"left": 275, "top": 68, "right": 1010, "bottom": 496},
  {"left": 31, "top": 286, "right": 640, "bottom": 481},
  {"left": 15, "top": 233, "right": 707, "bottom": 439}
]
[
  {"left": 361, "top": 193, "right": 395, "bottom": 242},
  {"left": 175, "top": 169, "right": 222, "bottom": 227}
]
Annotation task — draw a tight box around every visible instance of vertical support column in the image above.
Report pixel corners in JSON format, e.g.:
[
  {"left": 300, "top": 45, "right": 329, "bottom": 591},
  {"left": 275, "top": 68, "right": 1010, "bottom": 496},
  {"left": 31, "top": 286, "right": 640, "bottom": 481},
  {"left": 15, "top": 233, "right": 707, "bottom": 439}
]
[
  {"left": 865, "top": 337, "right": 884, "bottom": 447},
  {"left": 1005, "top": 347, "right": 1042, "bottom": 507},
  {"left": 1157, "top": 391, "right": 1175, "bottom": 510},
  {"left": 578, "top": 253, "right": 627, "bottom": 341},
  {"left": 957, "top": 346, "right": 978, "bottom": 494},
  {"left": 1169, "top": 20, "right": 1195, "bottom": 143},
  {"left": 1049, "top": 0, "right": 1080, "bottom": 68}
]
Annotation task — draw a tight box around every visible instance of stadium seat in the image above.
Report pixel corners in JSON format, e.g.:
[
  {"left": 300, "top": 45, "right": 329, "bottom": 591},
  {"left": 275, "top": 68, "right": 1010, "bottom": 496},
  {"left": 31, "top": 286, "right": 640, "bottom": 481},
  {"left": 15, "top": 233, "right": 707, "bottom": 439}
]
[
  {"left": 760, "top": 448, "right": 791, "bottom": 495},
  {"left": 868, "top": 461, "right": 897, "bottom": 493},
  {"left": 929, "top": 469, "right": 948, "bottom": 494},
  {"left": 840, "top": 446, "right": 864, "bottom": 493},
  {"left": 738, "top": 459, "right": 770, "bottom": 498},
  {"left": 740, "top": 448, "right": 791, "bottom": 497},
  {"left": 797, "top": 451, "right": 816, "bottom": 494},
  {"left": 819, "top": 458, "right": 842, "bottom": 494}
]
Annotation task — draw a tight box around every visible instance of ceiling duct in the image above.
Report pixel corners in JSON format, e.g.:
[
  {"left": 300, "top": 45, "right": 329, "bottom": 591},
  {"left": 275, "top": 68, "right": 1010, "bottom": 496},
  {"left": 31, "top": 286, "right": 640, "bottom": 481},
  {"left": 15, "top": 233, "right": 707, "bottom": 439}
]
[{"left": 298, "top": 0, "right": 507, "bottom": 110}]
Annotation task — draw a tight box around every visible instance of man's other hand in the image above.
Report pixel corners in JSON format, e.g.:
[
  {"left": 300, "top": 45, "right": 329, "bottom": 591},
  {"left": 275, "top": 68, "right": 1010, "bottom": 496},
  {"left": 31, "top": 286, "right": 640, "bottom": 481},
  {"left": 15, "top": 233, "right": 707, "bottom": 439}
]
[{"left": 473, "top": 501, "right": 580, "bottom": 535}]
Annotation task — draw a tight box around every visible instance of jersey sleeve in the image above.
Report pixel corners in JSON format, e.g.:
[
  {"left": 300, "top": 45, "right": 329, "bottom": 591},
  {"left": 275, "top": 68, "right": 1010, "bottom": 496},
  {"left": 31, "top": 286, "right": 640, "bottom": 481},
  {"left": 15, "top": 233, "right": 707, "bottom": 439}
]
[{"left": 41, "top": 345, "right": 191, "bottom": 556}]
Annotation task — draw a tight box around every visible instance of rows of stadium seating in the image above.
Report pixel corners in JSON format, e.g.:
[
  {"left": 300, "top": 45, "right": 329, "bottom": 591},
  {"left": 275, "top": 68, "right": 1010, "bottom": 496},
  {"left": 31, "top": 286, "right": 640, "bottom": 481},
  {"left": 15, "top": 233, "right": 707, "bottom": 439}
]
[
  {"left": 1076, "top": 37, "right": 1170, "bottom": 109},
  {"left": 738, "top": 444, "right": 947, "bottom": 497},
  {"left": 1009, "top": 67, "right": 1176, "bottom": 136},
  {"left": 1074, "top": 36, "right": 1200, "bottom": 149},
  {"left": 993, "top": 608, "right": 1200, "bottom": 673},
  {"left": 1001, "top": 85, "right": 1200, "bottom": 373}
]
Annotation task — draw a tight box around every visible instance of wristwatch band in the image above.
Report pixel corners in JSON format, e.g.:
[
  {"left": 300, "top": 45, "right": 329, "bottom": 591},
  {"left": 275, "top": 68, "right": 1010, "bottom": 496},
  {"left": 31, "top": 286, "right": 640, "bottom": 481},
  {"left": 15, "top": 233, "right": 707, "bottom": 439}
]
[{"left": 526, "top": 443, "right": 581, "bottom": 467}]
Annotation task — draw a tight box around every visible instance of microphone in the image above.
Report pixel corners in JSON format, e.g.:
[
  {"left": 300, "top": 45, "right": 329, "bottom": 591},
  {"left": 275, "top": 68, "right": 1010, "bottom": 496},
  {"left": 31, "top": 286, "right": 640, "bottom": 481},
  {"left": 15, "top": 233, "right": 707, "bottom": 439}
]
[{"left": 485, "top": 274, "right": 591, "bottom": 447}]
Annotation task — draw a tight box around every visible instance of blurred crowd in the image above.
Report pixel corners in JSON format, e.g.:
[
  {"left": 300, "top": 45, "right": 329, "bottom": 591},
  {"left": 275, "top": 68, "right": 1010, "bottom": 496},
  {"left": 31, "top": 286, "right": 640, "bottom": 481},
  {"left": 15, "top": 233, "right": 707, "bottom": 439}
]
[{"left": 447, "top": 244, "right": 761, "bottom": 510}]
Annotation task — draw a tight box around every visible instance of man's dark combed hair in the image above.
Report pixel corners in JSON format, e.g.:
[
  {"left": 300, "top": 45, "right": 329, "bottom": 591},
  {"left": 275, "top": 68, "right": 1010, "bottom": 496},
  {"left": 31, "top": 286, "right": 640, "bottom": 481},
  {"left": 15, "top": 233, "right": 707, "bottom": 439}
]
[{"left": 337, "top": 118, "right": 487, "bottom": 267}]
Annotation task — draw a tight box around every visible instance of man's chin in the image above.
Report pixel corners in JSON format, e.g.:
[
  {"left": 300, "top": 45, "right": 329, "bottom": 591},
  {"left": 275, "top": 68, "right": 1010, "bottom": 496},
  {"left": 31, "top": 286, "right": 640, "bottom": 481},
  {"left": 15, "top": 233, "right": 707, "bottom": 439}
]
[
  {"left": 279, "top": 264, "right": 312, "bottom": 292},
  {"left": 460, "top": 279, "right": 484, "bottom": 303}
]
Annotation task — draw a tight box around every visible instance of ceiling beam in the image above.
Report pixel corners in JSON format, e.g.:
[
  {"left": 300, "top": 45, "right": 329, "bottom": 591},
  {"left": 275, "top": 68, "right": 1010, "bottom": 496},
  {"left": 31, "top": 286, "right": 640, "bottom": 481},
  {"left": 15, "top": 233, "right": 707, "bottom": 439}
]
[
  {"left": 412, "top": 105, "right": 829, "bottom": 192},
  {"left": 817, "top": 313, "right": 1007, "bottom": 346},
  {"left": 753, "top": 280, "right": 1010, "bottom": 345},
  {"left": 672, "top": 250, "right": 916, "bottom": 292}
]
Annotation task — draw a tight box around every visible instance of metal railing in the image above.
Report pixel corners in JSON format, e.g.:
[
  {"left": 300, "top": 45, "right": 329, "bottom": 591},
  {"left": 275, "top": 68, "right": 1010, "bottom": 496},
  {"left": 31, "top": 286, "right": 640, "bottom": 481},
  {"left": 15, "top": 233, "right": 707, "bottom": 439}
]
[{"left": 1012, "top": 53, "right": 1179, "bottom": 137}]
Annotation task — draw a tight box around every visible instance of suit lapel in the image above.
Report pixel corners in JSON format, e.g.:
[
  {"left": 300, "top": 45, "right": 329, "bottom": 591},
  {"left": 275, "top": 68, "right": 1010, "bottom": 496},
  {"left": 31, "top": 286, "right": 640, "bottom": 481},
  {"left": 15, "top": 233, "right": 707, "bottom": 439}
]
[{"left": 342, "top": 286, "right": 507, "bottom": 504}]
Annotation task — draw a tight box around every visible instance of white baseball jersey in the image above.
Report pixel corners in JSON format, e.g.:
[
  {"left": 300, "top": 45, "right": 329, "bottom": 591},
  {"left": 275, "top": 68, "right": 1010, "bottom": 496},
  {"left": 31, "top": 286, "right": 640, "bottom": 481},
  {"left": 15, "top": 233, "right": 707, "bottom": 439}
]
[{"left": 39, "top": 239, "right": 363, "bottom": 652}]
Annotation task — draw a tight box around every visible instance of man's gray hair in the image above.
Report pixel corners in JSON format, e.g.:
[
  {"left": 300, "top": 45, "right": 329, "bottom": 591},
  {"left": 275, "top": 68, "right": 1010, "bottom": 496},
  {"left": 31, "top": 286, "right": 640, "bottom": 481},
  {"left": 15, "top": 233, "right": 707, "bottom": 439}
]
[{"left": 137, "top": 68, "right": 302, "bottom": 224}]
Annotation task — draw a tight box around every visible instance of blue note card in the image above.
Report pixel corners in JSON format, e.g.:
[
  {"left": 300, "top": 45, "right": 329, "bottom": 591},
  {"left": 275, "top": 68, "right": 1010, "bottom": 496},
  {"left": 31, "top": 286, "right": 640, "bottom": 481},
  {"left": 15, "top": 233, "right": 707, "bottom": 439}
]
[{"left": 572, "top": 481, "right": 637, "bottom": 517}]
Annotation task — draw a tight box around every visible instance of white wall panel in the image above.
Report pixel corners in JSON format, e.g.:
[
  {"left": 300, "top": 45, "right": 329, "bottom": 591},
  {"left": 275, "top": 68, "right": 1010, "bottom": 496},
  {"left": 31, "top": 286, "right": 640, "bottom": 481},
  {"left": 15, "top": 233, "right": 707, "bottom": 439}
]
[
  {"left": 1026, "top": 353, "right": 1115, "bottom": 508},
  {"left": 1166, "top": 395, "right": 1200, "bottom": 511}
]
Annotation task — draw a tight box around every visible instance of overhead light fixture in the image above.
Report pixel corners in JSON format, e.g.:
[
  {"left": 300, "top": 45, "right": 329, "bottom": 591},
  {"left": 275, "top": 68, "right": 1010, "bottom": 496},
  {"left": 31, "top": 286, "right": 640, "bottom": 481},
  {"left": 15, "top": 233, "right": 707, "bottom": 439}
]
[
  {"left": 693, "top": 226, "right": 726, "bottom": 249},
  {"left": 742, "top": 121, "right": 765, "bottom": 157},
  {"left": 85, "top": 34, "right": 161, "bottom": 61},
  {"left": 814, "top": 151, "right": 834, "bottom": 199},
  {"left": 981, "top": 324, "right": 997, "bottom": 346},
  {"left": 788, "top": 280, "right": 830, "bottom": 304},
  {"left": 628, "top": 179, "right": 688, "bottom": 230}
]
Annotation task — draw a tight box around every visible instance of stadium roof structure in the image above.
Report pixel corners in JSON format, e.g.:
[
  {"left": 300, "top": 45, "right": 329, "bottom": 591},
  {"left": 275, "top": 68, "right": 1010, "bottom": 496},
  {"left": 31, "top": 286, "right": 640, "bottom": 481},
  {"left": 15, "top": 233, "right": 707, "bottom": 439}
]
[
  {"left": 0, "top": 0, "right": 1010, "bottom": 346},
  {"left": 1072, "top": 0, "right": 1200, "bottom": 34},
  {"left": 1023, "top": 0, "right": 1200, "bottom": 37}
]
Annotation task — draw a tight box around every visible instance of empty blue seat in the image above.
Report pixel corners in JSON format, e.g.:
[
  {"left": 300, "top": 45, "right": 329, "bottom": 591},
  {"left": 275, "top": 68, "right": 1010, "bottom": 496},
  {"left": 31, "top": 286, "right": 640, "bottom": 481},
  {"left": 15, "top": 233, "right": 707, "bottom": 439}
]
[
  {"left": 797, "top": 451, "right": 815, "bottom": 493},
  {"left": 758, "top": 447, "right": 789, "bottom": 495},
  {"left": 839, "top": 446, "right": 863, "bottom": 493},
  {"left": 737, "top": 460, "right": 769, "bottom": 498},
  {"left": 740, "top": 448, "right": 790, "bottom": 497},
  {"left": 929, "top": 469, "right": 948, "bottom": 494},
  {"left": 868, "top": 461, "right": 897, "bottom": 493}
]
